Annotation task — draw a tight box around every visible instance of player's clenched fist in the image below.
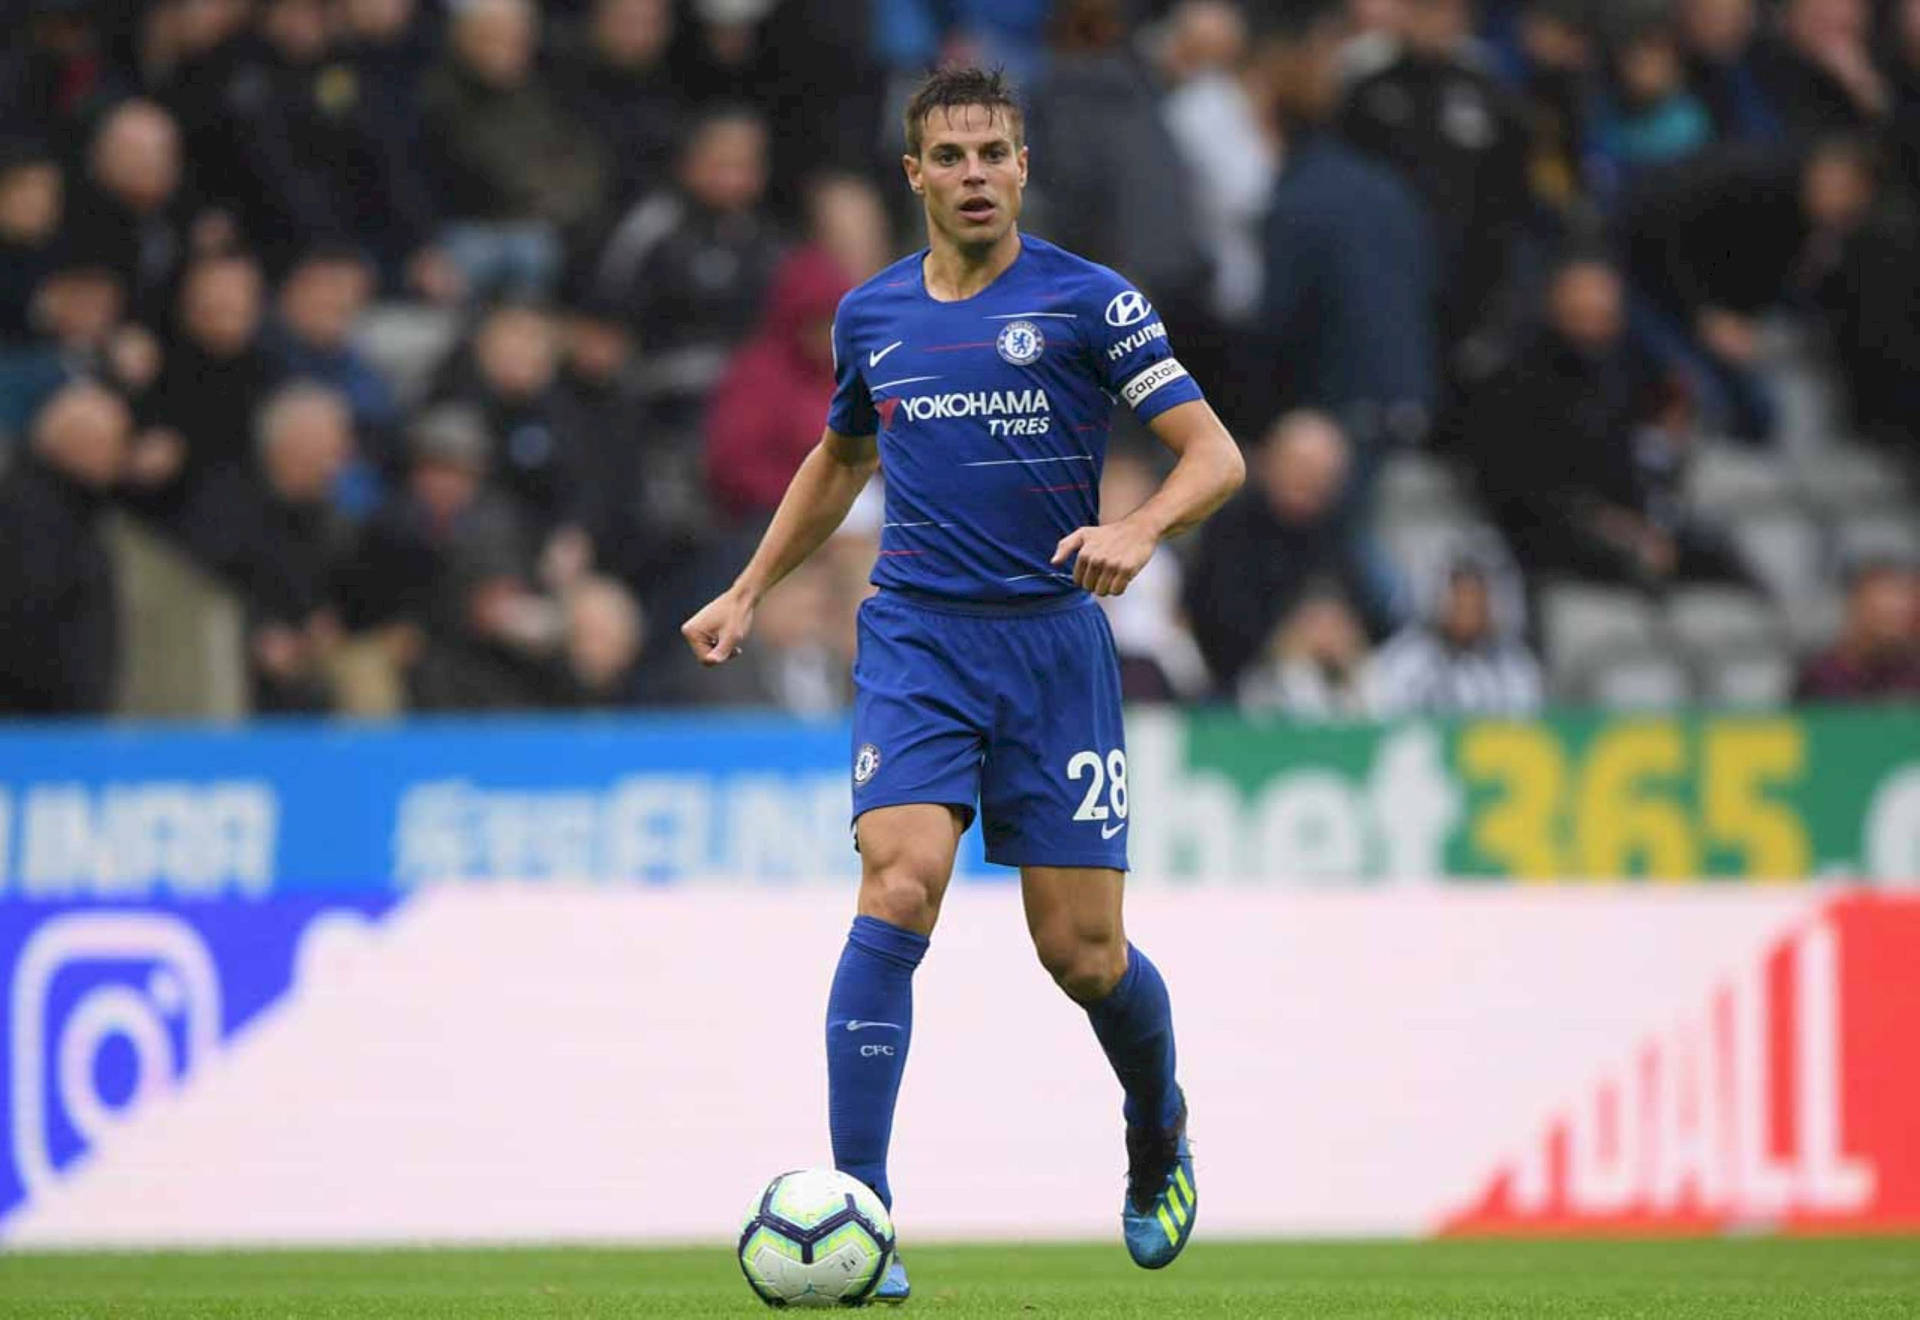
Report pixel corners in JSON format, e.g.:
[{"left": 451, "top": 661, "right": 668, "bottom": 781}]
[
  {"left": 1051, "top": 521, "right": 1158, "bottom": 597},
  {"left": 681, "top": 587, "right": 755, "bottom": 666}
]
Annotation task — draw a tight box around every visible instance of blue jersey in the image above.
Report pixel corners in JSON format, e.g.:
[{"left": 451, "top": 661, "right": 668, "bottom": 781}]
[{"left": 827, "top": 234, "right": 1206, "bottom": 603}]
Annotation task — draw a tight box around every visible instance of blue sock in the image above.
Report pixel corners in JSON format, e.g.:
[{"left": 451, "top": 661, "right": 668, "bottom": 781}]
[
  {"left": 826, "top": 914, "right": 927, "bottom": 1209},
  {"left": 1085, "top": 944, "right": 1182, "bottom": 1131}
]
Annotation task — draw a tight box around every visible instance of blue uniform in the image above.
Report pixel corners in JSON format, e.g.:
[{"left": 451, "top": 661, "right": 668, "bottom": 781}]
[{"left": 827, "top": 235, "right": 1206, "bottom": 868}]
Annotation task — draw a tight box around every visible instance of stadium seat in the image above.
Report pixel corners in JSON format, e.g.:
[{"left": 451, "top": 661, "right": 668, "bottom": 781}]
[
  {"left": 1695, "top": 646, "right": 1795, "bottom": 708},
  {"left": 1835, "top": 511, "right": 1920, "bottom": 565},
  {"left": 110, "top": 513, "right": 248, "bottom": 718},
  {"left": 1375, "top": 451, "right": 1470, "bottom": 521},
  {"left": 351, "top": 302, "right": 462, "bottom": 406},
  {"left": 1792, "top": 444, "right": 1913, "bottom": 518},
  {"left": 1759, "top": 320, "right": 1845, "bottom": 454},
  {"left": 1661, "top": 585, "right": 1781, "bottom": 659},
  {"left": 1375, "top": 516, "right": 1532, "bottom": 636},
  {"left": 1377, "top": 512, "right": 1476, "bottom": 595},
  {"left": 1780, "top": 592, "right": 1846, "bottom": 653},
  {"left": 1728, "top": 507, "right": 1827, "bottom": 605},
  {"left": 1379, "top": 513, "right": 1500, "bottom": 580},
  {"left": 1540, "top": 582, "right": 1660, "bottom": 664},
  {"left": 1685, "top": 442, "right": 1794, "bottom": 518},
  {"left": 1377, "top": 509, "right": 1462, "bottom": 563},
  {"left": 1584, "top": 651, "right": 1694, "bottom": 710}
]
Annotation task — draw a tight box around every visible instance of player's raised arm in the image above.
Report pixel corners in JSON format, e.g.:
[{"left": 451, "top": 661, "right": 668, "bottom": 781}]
[
  {"left": 1052, "top": 400, "right": 1244, "bottom": 597},
  {"left": 679, "top": 427, "right": 878, "bottom": 665}
]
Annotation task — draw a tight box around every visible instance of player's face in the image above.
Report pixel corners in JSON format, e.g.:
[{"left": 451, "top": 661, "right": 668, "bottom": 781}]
[{"left": 904, "top": 105, "right": 1027, "bottom": 252}]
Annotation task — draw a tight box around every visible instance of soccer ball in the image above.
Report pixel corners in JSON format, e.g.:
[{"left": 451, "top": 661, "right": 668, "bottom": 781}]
[{"left": 737, "top": 1168, "right": 895, "bottom": 1308}]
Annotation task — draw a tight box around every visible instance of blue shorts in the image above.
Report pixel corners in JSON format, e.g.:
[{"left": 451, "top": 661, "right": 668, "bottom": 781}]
[{"left": 850, "top": 588, "right": 1129, "bottom": 871}]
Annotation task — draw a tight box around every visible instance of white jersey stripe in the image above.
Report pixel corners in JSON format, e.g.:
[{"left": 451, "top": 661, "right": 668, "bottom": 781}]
[{"left": 961, "top": 455, "right": 1096, "bottom": 468}]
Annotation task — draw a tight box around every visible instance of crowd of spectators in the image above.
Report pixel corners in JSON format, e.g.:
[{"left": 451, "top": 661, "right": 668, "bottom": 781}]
[{"left": 0, "top": 0, "right": 1916, "bottom": 721}]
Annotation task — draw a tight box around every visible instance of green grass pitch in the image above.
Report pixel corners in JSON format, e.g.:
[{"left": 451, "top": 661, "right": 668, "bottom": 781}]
[{"left": 3, "top": 1239, "right": 1918, "bottom": 1317}]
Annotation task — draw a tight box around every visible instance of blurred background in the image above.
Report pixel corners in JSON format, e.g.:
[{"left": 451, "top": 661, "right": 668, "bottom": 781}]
[
  {"left": 2, "top": 0, "right": 1920, "bottom": 1252},
  {"left": 0, "top": 0, "right": 1915, "bottom": 721}
]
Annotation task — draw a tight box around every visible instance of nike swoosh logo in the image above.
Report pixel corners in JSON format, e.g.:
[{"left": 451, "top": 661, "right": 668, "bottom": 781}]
[
  {"left": 846, "top": 1020, "right": 902, "bottom": 1032},
  {"left": 869, "top": 341, "right": 903, "bottom": 368},
  {"left": 1101, "top": 821, "right": 1126, "bottom": 840}
]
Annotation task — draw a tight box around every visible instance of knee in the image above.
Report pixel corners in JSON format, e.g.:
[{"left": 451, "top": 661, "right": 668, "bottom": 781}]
[
  {"left": 1035, "top": 932, "right": 1127, "bottom": 1004},
  {"left": 859, "top": 864, "right": 942, "bottom": 934}
]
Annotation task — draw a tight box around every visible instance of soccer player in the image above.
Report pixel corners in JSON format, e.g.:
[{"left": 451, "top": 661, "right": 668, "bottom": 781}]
[{"left": 682, "top": 67, "right": 1245, "bottom": 1300}]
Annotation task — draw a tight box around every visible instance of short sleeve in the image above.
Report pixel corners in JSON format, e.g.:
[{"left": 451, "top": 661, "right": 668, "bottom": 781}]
[
  {"left": 1085, "top": 270, "right": 1206, "bottom": 423},
  {"left": 826, "top": 301, "right": 877, "bottom": 437}
]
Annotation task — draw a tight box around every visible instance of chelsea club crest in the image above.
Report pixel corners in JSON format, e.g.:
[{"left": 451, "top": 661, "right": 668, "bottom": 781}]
[
  {"left": 853, "top": 743, "right": 882, "bottom": 785},
  {"left": 995, "top": 320, "right": 1045, "bottom": 366}
]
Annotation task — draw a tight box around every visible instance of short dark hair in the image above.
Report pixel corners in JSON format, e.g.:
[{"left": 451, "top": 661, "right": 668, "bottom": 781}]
[
  {"left": 1843, "top": 549, "right": 1918, "bottom": 589},
  {"left": 903, "top": 66, "right": 1024, "bottom": 159},
  {"left": 287, "top": 243, "right": 374, "bottom": 274},
  {"left": 1805, "top": 133, "right": 1880, "bottom": 181},
  {"left": 0, "top": 134, "right": 55, "bottom": 175},
  {"left": 1547, "top": 239, "right": 1620, "bottom": 280},
  {"left": 682, "top": 103, "right": 767, "bottom": 159},
  {"left": 1248, "top": 0, "right": 1347, "bottom": 43}
]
